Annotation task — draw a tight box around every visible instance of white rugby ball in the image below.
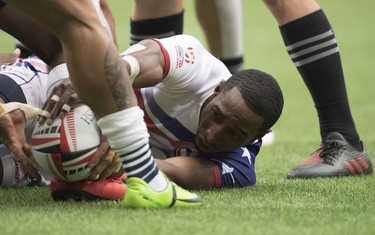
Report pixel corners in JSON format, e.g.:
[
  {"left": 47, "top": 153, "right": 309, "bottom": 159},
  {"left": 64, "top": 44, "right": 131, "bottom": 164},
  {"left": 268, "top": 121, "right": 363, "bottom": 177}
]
[{"left": 30, "top": 104, "right": 101, "bottom": 182}]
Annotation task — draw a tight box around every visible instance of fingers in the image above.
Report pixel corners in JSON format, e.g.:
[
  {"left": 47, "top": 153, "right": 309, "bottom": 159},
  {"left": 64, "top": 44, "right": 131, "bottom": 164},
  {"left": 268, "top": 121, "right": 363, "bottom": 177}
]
[
  {"left": 88, "top": 138, "right": 111, "bottom": 180},
  {"left": 89, "top": 137, "right": 110, "bottom": 168},
  {"left": 89, "top": 149, "right": 122, "bottom": 180},
  {"left": 38, "top": 80, "right": 80, "bottom": 125},
  {"left": 12, "top": 147, "right": 41, "bottom": 182},
  {"left": 61, "top": 104, "right": 71, "bottom": 113},
  {"left": 38, "top": 84, "right": 65, "bottom": 124},
  {"left": 98, "top": 152, "right": 123, "bottom": 180},
  {"left": 39, "top": 110, "right": 51, "bottom": 120},
  {"left": 47, "top": 92, "right": 67, "bottom": 125},
  {"left": 0, "top": 111, "right": 41, "bottom": 182},
  {"left": 58, "top": 94, "right": 78, "bottom": 120},
  {"left": 13, "top": 48, "right": 21, "bottom": 58}
]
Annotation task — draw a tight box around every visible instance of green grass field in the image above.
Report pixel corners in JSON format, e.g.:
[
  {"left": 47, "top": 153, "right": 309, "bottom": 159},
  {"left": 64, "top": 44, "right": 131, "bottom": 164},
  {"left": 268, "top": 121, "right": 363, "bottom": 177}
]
[{"left": 0, "top": 1, "right": 374, "bottom": 235}]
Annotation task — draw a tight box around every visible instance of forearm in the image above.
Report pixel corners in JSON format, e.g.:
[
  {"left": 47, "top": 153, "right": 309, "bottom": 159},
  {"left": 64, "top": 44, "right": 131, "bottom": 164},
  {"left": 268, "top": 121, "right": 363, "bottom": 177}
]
[{"left": 155, "top": 157, "right": 216, "bottom": 190}]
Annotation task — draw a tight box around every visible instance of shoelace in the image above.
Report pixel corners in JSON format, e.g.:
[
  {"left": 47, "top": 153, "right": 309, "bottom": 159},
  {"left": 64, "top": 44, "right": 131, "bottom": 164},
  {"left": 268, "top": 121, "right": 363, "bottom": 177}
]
[{"left": 319, "top": 140, "right": 344, "bottom": 164}]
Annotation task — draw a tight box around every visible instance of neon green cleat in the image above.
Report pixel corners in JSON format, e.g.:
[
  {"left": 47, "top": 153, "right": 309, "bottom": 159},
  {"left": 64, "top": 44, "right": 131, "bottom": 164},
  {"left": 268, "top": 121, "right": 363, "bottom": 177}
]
[{"left": 123, "top": 176, "right": 202, "bottom": 208}]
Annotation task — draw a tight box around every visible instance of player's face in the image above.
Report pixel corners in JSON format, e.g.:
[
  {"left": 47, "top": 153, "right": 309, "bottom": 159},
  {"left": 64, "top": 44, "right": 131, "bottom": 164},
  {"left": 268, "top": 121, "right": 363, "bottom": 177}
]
[{"left": 196, "top": 87, "right": 264, "bottom": 154}]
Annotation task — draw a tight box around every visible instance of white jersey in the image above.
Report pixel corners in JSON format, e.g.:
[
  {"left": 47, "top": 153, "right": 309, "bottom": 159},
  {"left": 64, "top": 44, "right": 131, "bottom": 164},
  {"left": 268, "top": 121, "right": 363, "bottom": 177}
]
[
  {"left": 0, "top": 56, "right": 49, "bottom": 107},
  {"left": 134, "top": 35, "right": 232, "bottom": 157},
  {"left": 0, "top": 56, "right": 50, "bottom": 187}
]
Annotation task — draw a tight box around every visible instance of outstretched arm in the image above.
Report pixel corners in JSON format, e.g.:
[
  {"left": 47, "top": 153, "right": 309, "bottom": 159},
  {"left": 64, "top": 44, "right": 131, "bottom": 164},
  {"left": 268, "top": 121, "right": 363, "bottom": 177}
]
[{"left": 155, "top": 157, "right": 216, "bottom": 190}]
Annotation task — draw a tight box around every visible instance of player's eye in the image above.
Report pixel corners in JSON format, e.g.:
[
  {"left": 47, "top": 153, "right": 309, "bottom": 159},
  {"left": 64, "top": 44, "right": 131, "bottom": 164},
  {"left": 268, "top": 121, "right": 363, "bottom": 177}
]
[{"left": 212, "top": 107, "right": 221, "bottom": 120}]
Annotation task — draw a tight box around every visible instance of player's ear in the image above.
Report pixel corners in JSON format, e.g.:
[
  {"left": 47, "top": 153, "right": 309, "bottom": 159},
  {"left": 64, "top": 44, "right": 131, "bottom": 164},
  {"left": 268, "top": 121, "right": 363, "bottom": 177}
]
[
  {"left": 256, "top": 129, "right": 272, "bottom": 139},
  {"left": 214, "top": 80, "right": 226, "bottom": 94}
]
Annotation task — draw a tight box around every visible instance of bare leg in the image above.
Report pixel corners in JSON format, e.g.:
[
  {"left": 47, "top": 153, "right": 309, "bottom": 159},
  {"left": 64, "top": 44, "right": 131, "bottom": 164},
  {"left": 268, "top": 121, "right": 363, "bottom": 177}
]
[
  {"left": 195, "top": 0, "right": 244, "bottom": 74},
  {"left": 264, "top": 0, "right": 319, "bottom": 25},
  {"left": 130, "top": 0, "right": 184, "bottom": 45},
  {"left": 132, "top": 0, "right": 182, "bottom": 20}
]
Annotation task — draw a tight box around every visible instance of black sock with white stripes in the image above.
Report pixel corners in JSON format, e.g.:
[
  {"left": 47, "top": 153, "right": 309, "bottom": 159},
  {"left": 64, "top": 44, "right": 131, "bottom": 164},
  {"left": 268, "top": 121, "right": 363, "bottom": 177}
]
[
  {"left": 280, "top": 10, "right": 361, "bottom": 150},
  {"left": 130, "top": 10, "right": 184, "bottom": 45}
]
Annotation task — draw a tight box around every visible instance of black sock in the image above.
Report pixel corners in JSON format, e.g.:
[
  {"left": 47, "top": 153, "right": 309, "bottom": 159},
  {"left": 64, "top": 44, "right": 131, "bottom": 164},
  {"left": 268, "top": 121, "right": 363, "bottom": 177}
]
[
  {"left": 220, "top": 57, "right": 243, "bottom": 74},
  {"left": 130, "top": 10, "right": 184, "bottom": 45},
  {"left": 279, "top": 10, "right": 361, "bottom": 150}
]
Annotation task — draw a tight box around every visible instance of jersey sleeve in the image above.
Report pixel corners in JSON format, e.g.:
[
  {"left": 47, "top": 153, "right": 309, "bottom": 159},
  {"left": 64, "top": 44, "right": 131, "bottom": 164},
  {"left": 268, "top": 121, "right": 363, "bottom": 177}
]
[
  {"left": 203, "top": 141, "right": 262, "bottom": 188},
  {"left": 153, "top": 35, "right": 232, "bottom": 92}
]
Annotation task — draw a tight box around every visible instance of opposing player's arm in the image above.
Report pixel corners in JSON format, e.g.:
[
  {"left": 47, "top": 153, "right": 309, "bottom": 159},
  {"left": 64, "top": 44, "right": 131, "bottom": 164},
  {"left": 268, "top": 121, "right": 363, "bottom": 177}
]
[
  {"left": 155, "top": 157, "right": 216, "bottom": 190},
  {"left": 121, "top": 39, "right": 166, "bottom": 88}
]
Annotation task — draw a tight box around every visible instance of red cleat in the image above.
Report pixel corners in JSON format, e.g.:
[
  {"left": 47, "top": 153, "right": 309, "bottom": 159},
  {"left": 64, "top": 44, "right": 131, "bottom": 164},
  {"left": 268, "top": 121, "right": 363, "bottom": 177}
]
[{"left": 50, "top": 177, "right": 126, "bottom": 201}]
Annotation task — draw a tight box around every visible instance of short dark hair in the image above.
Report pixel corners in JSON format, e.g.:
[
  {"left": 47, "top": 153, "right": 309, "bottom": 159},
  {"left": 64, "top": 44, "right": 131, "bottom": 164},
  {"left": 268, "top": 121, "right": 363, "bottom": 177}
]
[{"left": 221, "top": 69, "right": 284, "bottom": 133}]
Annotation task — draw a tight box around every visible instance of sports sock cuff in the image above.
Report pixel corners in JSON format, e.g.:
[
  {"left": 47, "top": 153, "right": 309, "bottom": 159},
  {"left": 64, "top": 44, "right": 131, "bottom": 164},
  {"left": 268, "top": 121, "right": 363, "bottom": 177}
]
[
  {"left": 279, "top": 9, "right": 331, "bottom": 45},
  {"left": 47, "top": 63, "right": 69, "bottom": 97},
  {"left": 130, "top": 10, "right": 184, "bottom": 45},
  {"left": 97, "top": 107, "right": 150, "bottom": 153},
  {"left": 279, "top": 9, "right": 339, "bottom": 68},
  {"left": 220, "top": 57, "right": 243, "bottom": 74}
]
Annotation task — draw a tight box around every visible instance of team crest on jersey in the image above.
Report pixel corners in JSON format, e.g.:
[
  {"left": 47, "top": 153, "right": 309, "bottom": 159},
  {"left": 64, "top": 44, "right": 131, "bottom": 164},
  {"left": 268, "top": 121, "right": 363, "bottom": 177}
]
[
  {"left": 184, "top": 47, "right": 195, "bottom": 64},
  {"left": 174, "top": 45, "right": 195, "bottom": 68}
]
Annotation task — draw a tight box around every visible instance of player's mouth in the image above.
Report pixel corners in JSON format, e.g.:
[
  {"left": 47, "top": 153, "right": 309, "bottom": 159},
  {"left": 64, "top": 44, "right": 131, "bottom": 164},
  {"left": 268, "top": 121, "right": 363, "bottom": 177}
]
[{"left": 195, "top": 135, "right": 212, "bottom": 153}]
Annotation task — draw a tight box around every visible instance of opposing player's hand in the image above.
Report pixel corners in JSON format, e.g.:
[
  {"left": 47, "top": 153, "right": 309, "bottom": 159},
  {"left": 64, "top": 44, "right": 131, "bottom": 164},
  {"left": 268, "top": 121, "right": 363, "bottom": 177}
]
[
  {"left": 0, "top": 110, "right": 41, "bottom": 181},
  {"left": 37, "top": 78, "right": 81, "bottom": 125},
  {"left": 0, "top": 48, "right": 20, "bottom": 65},
  {"left": 88, "top": 137, "right": 123, "bottom": 180}
]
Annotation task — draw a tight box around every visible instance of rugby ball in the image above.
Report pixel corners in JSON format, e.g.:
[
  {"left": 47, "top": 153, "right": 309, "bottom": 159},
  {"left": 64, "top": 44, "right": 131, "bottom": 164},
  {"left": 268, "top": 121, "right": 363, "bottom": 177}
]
[{"left": 30, "top": 104, "right": 101, "bottom": 182}]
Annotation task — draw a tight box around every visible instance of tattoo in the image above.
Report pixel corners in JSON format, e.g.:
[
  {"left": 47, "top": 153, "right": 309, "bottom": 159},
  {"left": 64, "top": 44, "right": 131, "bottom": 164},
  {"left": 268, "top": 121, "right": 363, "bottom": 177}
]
[{"left": 103, "top": 41, "right": 136, "bottom": 110}]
